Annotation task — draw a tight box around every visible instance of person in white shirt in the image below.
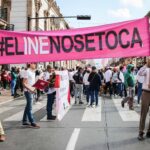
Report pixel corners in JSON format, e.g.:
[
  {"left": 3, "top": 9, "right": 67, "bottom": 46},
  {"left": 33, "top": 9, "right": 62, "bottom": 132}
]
[
  {"left": 117, "top": 66, "right": 125, "bottom": 98},
  {"left": 104, "top": 67, "right": 113, "bottom": 97},
  {"left": 44, "top": 65, "right": 56, "bottom": 120},
  {"left": 138, "top": 58, "right": 150, "bottom": 140},
  {"left": 136, "top": 66, "right": 145, "bottom": 104},
  {"left": 83, "top": 69, "right": 91, "bottom": 105},
  {"left": 112, "top": 68, "right": 118, "bottom": 97},
  {"left": 22, "top": 63, "right": 40, "bottom": 128}
]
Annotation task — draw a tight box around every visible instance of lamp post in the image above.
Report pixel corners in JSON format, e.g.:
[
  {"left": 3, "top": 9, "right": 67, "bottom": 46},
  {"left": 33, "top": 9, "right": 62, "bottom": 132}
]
[{"left": 27, "top": 15, "right": 91, "bottom": 31}]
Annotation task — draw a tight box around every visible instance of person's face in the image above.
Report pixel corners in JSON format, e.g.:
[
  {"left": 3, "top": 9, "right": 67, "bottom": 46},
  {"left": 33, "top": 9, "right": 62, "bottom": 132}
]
[
  {"left": 30, "top": 63, "right": 36, "bottom": 70},
  {"left": 80, "top": 69, "right": 83, "bottom": 73}
]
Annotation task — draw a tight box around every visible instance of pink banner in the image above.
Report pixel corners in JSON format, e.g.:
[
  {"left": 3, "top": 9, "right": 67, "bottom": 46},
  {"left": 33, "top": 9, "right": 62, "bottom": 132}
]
[{"left": 0, "top": 17, "right": 149, "bottom": 64}]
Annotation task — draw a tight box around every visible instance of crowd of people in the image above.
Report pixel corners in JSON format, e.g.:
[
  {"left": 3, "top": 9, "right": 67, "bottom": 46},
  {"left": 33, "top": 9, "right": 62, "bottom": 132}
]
[{"left": 0, "top": 57, "right": 150, "bottom": 142}]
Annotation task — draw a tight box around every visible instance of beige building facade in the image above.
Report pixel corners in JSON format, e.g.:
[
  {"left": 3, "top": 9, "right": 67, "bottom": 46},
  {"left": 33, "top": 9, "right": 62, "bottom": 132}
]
[{"left": 0, "top": 0, "right": 78, "bottom": 69}]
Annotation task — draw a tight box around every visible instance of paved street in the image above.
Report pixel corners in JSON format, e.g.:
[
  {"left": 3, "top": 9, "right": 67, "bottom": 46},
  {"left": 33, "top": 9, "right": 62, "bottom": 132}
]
[{"left": 0, "top": 96, "right": 150, "bottom": 150}]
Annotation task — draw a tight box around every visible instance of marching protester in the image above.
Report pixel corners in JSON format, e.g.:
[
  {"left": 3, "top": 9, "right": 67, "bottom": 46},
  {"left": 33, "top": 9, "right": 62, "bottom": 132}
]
[
  {"left": 22, "top": 63, "right": 40, "bottom": 128},
  {"left": 117, "top": 66, "right": 125, "bottom": 98},
  {"left": 10, "top": 67, "right": 17, "bottom": 97},
  {"left": 44, "top": 65, "right": 56, "bottom": 120},
  {"left": 88, "top": 66, "right": 101, "bottom": 107},
  {"left": 83, "top": 68, "right": 91, "bottom": 105},
  {"left": 112, "top": 68, "right": 119, "bottom": 97},
  {"left": 73, "top": 67, "right": 84, "bottom": 104},
  {"left": 136, "top": 66, "right": 145, "bottom": 105},
  {"left": 83, "top": 67, "right": 88, "bottom": 95},
  {"left": 14, "top": 68, "right": 21, "bottom": 98},
  {"left": 68, "top": 69, "right": 75, "bottom": 98},
  {"left": 0, "top": 121, "right": 5, "bottom": 142},
  {"left": 98, "top": 69, "right": 105, "bottom": 96},
  {"left": 138, "top": 58, "right": 150, "bottom": 140},
  {"left": 104, "top": 67, "right": 113, "bottom": 97},
  {"left": 1, "top": 70, "right": 8, "bottom": 90},
  {"left": 121, "top": 64, "right": 135, "bottom": 110}
]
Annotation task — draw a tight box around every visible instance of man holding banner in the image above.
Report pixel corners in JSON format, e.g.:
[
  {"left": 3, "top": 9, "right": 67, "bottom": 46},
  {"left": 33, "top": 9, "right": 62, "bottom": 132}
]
[{"left": 44, "top": 65, "right": 56, "bottom": 120}]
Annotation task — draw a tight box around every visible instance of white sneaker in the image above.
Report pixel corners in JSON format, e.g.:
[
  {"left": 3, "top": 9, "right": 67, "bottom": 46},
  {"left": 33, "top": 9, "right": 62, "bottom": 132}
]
[
  {"left": 92, "top": 104, "right": 96, "bottom": 108},
  {"left": 86, "top": 103, "right": 90, "bottom": 107},
  {"left": 137, "top": 104, "right": 140, "bottom": 107}
]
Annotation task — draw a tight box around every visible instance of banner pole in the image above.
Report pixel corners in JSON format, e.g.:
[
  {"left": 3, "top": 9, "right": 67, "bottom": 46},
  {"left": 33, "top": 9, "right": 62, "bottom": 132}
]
[{"left": 147, "top": 17, "right": 150, "bottom": 56}]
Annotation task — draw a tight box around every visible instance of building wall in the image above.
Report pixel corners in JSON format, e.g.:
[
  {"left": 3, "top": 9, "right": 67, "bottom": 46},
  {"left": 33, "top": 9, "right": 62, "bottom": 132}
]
[{"left": 10, "top": 0, "right": 27, "bottom": 31}]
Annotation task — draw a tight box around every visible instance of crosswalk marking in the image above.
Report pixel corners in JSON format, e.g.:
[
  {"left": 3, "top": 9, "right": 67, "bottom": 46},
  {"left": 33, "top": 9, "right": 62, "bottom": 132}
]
[
  {"left": 0, "top": 107, "right": 14, "bottom": 114},
  {"left": 41, "top": 98, "right": 75, "bottom": 121},
  {"left": 66, "top": 128, "right": 80, "bottom": 150},
  {"left": 113, "top": 98, "right": 140, "bottom": 121},
  {"left": 4, "top": 101, "right": 46, "bottom": 122},
  {"left": 82, "top": 100, "right": 101, "bottom": 122}
]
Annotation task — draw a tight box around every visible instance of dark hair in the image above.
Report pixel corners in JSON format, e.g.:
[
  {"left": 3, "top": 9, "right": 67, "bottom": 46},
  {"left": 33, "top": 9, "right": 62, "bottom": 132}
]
[
  {"left": 120, "top": 66, "right": 123, "bottom": 71},
  {"left": 87, "top": 70, "right": 90, "bottom": 73},
  {"left": 11, "top": 67, "right": 16, "bottom": 72},
  {"left": 92, "top": 66, "right": 96, "bottom": 70},
  {"left": 76, "top": 66, "right": 79, "bottom": 70},
  {"left": 47, "top": 65, "right": 52, "bottom": 70},
  {"left": 54, "top": 66, "right": 58, "bottom": 70},
  {"left": 35, "top": 70, "right": 40, "bottom": 76},
  {"left": 78, "top": 67, "right": 82, "bottom": 72}
]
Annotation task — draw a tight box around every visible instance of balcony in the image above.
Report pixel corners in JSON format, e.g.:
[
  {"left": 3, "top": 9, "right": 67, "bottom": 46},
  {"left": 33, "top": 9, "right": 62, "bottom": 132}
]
[
  {"left": 0, "top": 8, "right": 7, "bottom": 21},
  {"left": 0, "top": 7, "right": 14, "bottom": 31},
  {"left": 5, "top": 24, "right": 14, "bottom": 31}
]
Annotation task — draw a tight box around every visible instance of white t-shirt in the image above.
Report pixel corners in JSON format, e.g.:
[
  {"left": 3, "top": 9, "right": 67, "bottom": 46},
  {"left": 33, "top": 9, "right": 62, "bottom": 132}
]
[
  {"left": 23, "top": 69, "right": 36, "bottom": 91},
  {"left": 137, "top": 70, "right": 145, "bottom": 84},
  {"left": 104, "top": 69, "right": 112, "bottom": 82},
  {"left": 83, "top": 72, "right": 90, "bottom": 85},
  {"left": 112, "top": 72, "right": 118, "bottom": 83},
  {"left": 20, "top": 69, "right": 25, "bottom": 79},
  {"left": 139, "top": 66, "right": 150, "bottom": 91},
  {"left": 43, "top": 71, "right": 56, "bottom": 94}
]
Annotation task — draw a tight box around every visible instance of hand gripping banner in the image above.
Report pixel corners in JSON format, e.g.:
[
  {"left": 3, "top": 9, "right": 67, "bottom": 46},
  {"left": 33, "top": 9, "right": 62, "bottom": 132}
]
[{"left": 0, "top": 17, "right": 149, "bottom": 64}]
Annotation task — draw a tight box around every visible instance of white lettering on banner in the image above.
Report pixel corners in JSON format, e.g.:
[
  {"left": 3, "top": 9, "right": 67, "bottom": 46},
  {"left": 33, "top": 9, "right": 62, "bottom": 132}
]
[
  {"left": 39, "top": 37, "right": 49, "bottom": 54},
  {"left": 27, "top": 37, "right": 38, "bottom": 55},
  {"left": 23, "top": 37, "right": 49, "bottom": 55},
  {"left": 23, "top": 37, "right": 27, "bottom": 55}
]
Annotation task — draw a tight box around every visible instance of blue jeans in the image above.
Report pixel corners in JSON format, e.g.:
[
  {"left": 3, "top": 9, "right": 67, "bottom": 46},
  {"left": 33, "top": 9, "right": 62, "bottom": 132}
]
[
  {"left": 90, "top": 89, "right": 99, "bottom": 106},
  {"left": 47, "top": 92, "right": 56, "bottom": 117},
  {"left": 137, "top": 82, "right": 142, "bottom": 104},
  {"left": 23, "top": 91, "right": 35, "bottom": 124},
  {"left": 118, "top": 83, "right": 124, "bottom": 97},
  {"left": 11, "top": 80, "right": 16, "bottom": 95},
  {"left": 85, "top": 85, "right": 90, "bottom": 103}
]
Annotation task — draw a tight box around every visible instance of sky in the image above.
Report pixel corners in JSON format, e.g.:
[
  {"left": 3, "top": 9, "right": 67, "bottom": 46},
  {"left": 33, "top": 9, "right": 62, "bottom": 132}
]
[{"left": 56, "top": 0, "right": 150, "bottom": 28}]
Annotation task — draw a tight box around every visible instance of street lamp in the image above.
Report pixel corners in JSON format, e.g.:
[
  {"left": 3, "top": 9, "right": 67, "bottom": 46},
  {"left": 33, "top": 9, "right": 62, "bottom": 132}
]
[
  {"left": 27, "top": 15, "right": 91, "bottom": 69},
  {"left": 27, "top": 15, "right": 91, "bottom": 31}
]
